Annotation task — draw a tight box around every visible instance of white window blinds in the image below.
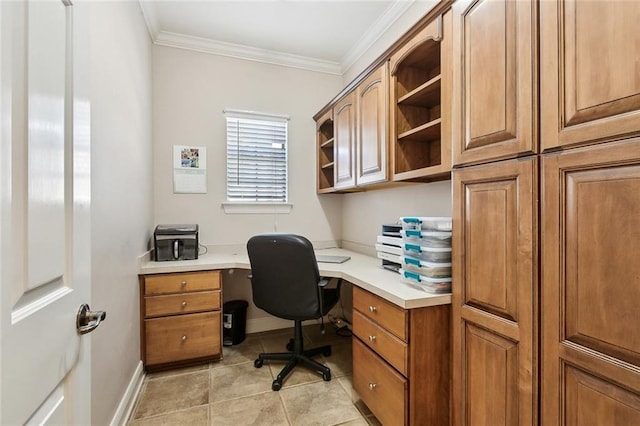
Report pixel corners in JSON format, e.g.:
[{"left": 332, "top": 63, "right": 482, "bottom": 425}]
[{"left": 225, "top": 110, "right": 288, "bottom": 202}]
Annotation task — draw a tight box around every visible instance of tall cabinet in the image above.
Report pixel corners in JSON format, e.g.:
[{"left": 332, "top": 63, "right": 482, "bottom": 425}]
[
  {"left": 540, "top": 0, "right": 640, "bottom": 424},
  {"left": 452, "top": 0, "right": 640, "bottom": 424},
  {"left": 451, "top": 0, "right": 539, "bottom": 424}
]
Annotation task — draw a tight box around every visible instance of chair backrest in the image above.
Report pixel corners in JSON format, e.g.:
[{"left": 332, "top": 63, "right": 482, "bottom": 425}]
[{"left": 247, "top": 233, "right": 322, "bottom": 321}]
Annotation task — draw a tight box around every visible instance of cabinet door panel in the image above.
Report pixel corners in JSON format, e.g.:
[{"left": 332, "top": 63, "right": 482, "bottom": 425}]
[
  {"left": 452, "top": 0, "right": 537, "bottom": 165},
  {"left": 542, "top": 138, "right": 640, "bottom": 424},
  {"left": 357, "top": 63, "right": 388, "bottom": 186},
  {"left": 334, "top": 93, "right": 356, "bottom": 189},
  {"left": 452, "top": 157, "right": 538, "bottom": 425},
  {"left": 541, "top": 0, "right": 640, "bottom": 149}
]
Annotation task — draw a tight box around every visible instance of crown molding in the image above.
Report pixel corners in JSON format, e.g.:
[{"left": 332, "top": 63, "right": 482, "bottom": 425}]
[
  {"left": 138, "top": 0, "right": 414, "bottom": 76},
  {"left": 155, "top": 31, "right": 343, "bottom": 75},
  {"left": 341, "top": 0, "right": 415, "bottom": 72}
]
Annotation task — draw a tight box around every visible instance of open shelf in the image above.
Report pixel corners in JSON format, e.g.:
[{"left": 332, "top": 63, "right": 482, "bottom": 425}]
[
  {"left": 391, "top": 33, "right": 447, "bottom": 181},
  {"left": 398, "top": 75, "right": 441, "bottom": 107},
  {"left": 317, "top": 116, "right": 335, "bottom": 191},
  {"left": 398, "top": 118, "right": 441, "bottom": 142}
]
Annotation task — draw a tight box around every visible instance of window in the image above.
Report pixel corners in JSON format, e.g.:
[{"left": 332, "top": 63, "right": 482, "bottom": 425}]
[{"left": 223, "top": 110, "right": 290, "bottom": 213}]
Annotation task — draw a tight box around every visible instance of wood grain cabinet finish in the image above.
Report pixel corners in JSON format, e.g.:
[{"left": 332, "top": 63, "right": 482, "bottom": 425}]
[
  {"left": 540, "top": 0, "right": 640, "bottom": 150},
  {"left": 352, "top": 286, "right": 450, "bottom": 426},
  {"left": 140, "top": 270, "right": 222, "bottom": 371},
  {"left": 356, "top": 62, "right": 389, "bottom": 186},
  {"left": 452, "top": 157, "right": 538, "bottom": 425},
  {"left": 389, "top": 11, "right": 452, "bottom": 182},
  {"left": 334, "top": 92, "right": 357, "bottom": 190},
  {"left": 541, "top": 138, "right": 640, "bottom": 425},
  {"left": 451, "top": 0, "right": 537, "bottom": 166}
]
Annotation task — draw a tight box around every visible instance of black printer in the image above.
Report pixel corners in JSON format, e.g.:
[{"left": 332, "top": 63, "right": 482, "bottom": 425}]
[{"left": 154, "top": 224, "right": 199, "bottom": 261}]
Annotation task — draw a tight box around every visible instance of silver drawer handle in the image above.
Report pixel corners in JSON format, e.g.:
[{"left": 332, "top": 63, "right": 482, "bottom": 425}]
[
  {"left": 181, "top": 301, "right": 187, "bottom": 308},
  {"left": 369, "top": 383, "right": 377, "bottom": 390},
  {"left": 368, "top": 306, "right": 377, "bottom": 313},
  {"left": 181, "top": 335, "right": 187, "bottom": 342},
  {"left": 181, "top": 280, "right": 187, "bottom": 287},
  {"left": 368, "top": 335, "right": 376, "bottom": 342}
]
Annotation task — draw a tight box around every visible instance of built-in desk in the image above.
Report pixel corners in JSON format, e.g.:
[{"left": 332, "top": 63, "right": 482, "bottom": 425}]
[
  {"left": 139, "top": 247, "right": 451, "bottom": 424},
  {"left": 139, "top": 247, "right": 451, "bottom": 309}
]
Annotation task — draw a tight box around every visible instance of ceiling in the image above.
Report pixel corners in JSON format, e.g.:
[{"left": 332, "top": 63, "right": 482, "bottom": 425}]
[{"left": 139, "top": 0, "right": 415, "bottom": 75}]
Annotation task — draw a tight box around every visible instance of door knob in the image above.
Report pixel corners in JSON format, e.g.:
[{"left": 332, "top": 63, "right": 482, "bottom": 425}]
[{"left": 76, "top": 304, "right": 106, "bottom": 335}]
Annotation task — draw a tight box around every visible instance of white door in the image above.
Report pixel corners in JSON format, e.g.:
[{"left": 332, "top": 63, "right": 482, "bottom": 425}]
[{"left": 1, "top": 1, "right": 95, "bottom": 424}]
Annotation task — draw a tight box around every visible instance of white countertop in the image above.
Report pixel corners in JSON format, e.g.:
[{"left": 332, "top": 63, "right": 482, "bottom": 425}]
[{"left": 139, "top": 247, "right": 451, "bottom": 310}]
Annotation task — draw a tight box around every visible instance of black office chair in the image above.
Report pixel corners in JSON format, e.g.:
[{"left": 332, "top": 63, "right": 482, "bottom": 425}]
[{"left": 247, "top": 233, "right": 341, "bottom": 391}]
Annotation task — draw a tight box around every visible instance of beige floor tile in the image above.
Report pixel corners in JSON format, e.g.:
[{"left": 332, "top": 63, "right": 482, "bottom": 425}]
[
  {"left": 338, "top": 419, "right": 370, "bottom": 426},
  {"left": 304, "top": 324, "right": 351, "bottom": 347},
  {"left": 209, "top": 391, "right": 290, "bottom": 426},
  {"left": 322, "top": 341, "right": 352, "bottom": 377},
  {"left": 128, "top": 405, "right": 208, "bottom": 426},
  {"left": 212, "top": 335, "right": 264, "bottom": 369},
  {"left": 336, "top": 376, "right": 359, "bottom": 403},
  {"left": 279, "top": 380, "right": 362, "bottom": 426},
  {"left": 132, "top": 371, "right": 209, "bottom": 420},
  {"left": 210, "top": 362, "right": 273, "bottom": 403}
]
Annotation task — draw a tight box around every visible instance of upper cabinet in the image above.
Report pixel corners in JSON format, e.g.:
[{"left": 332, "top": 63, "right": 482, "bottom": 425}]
[
  {"left": 356, "top": 62, "right": 389, "bottom": 186},
  {"left": 451, "top": 0, "right": 537, "bottom": 166},
  {"left": 390, "top": 11, "right": 452, "bottom": 181},
  {"left": 334, "top": 92, "right": 357, "bottom": 190},
  {"left": 540, "top": 0, "right": 640, "bottom": 150}
]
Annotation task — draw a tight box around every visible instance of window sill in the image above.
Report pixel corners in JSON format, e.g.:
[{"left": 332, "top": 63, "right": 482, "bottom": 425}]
[{"left": 222, "top": 202, "right": 293, "bottom": 214}]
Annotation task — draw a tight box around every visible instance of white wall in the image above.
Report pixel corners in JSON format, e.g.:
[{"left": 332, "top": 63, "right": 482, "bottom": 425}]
[
  {"left": 152, "top": 46, "right": 343, "bottom": 247},
  {"left": 82, "top": 2, "right": 153, "bottom": 425},
  {"left": 341, "top": 182, "right": 452, "bottom": 254},
  {"left": 152, "top": 46, "right": 343, "bottom": 330}
]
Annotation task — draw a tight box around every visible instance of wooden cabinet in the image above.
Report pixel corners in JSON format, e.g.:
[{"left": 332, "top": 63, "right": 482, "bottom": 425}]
[
  {"left": 452, "top": 157, "right": 538, "bottom": 425},
  {"left": 352, "top": 286, "right": 450, "bottom": 425},
  {"left": 316, "top": 109, "right": 334, "bottom": 193},
  {"left": 451, "top": 0, "right": 537, "bottom": 166},
  {"left": 139, "top": 270, "right": 222, "bottom": 371},
  {"left": 316, "top": 63, "right": 389, "bottom": 192},
  {"left": 540, "top": 0, "right": 640, "bottom": 150},
  {"left": 541, "top": 138, "right": 640, "bottom": 425},
  {"left": 334, "top": 92, "right": 357, "bottom": 190},
  {"left": 389, "top": 10, "right": 452, "bottom": 181},
  {"left": 356, "top": 62, "right": 389, "bottom": 186}
]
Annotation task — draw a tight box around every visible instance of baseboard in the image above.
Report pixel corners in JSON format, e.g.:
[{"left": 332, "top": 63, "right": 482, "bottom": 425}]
[
  {"left": 246, "top": 316, "right": 293, "bottom": 333},
  {"left": 110, "top": 360, "right": 145, "bottom": 426}
]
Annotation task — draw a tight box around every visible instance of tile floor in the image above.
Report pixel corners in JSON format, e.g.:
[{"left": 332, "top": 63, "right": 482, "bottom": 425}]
[{"left": 127, "top": 325, "right": 382, "bottom": 426}]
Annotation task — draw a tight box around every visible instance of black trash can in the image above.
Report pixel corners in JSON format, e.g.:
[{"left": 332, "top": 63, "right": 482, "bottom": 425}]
[{"left": 223, "top": 300, "right": 248, "bottom": 346}]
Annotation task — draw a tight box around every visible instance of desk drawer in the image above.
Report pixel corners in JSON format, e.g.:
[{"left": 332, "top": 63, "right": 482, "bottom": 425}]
[
  {"left": 144, "top": 271, "right": 221, "bottom": 295},
  {"left": 145, "top": 291, "right": 220, "bottom": 318},
  {"left": 353, "top": 286, "right": 407, "bottom": 341},
  {"left": 353, "top": 337, "right": 407, "bottom": 426},
  {"left": 145, "top": 311, "right": 221, "bottom": 366},
  {"left": 353, "top": 310, "right": 408, "bottom": 375}
]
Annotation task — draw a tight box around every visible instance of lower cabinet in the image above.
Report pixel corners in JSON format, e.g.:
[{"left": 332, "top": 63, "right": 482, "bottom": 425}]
[
  {"left": 541, "top": 138, "right": 640, "bottom": 424},
  {"left": 139, "top": 270, "right": 222, "bottom": 371},
  {"left": 352, "top": 286, "right": 450, "bottom": 425},
  {"left": 452, "top": 157, "right": 538, "bottom": 425}
]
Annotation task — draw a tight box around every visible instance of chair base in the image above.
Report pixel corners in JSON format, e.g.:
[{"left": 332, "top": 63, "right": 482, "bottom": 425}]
[{"left": 254, "top": 320, "right": 332, "bottom": 391}]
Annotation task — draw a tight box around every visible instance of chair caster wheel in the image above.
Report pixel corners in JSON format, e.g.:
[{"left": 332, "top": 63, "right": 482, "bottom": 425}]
[
  {"left": 254, "top": 359, "right": 263, "bottom": 368},
  {"left": 272, "top": 380, "right": 282, "bottom": 391},
  {"left": 322, "top": 371, "right": 331, "bottom": 381},
  {"left": 322, "top": 347, "right": 332, "bottom": 357}
]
